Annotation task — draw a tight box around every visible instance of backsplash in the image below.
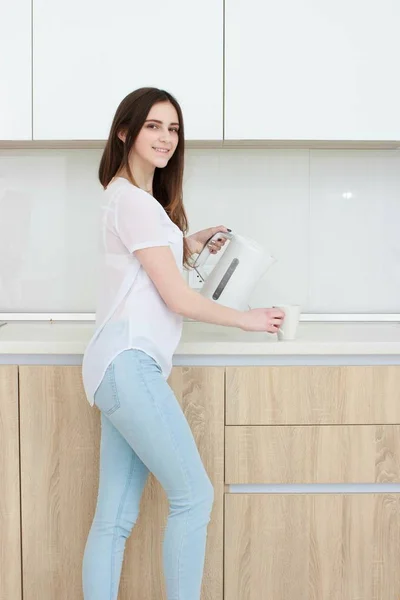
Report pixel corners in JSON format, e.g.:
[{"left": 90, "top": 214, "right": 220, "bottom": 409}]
[{"left": 0, "top": 147, "right": 399, "bottom": 314}]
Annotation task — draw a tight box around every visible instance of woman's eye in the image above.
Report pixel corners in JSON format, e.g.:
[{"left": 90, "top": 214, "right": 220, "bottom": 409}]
[{"left": 146, "top": 124, "right": 179, "bottom": 133}]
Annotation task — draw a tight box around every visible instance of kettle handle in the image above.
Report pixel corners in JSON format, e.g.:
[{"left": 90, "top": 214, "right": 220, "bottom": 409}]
[{"left": 192, "top": 231, "right": 233, "bottom": 270}]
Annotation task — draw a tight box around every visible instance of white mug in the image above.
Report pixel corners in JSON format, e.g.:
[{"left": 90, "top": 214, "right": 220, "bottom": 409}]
[{"left": 275, "top": 305, "right": 301, "bottom": 340}]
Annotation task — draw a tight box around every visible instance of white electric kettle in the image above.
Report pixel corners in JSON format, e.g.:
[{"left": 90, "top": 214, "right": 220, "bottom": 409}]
[{"left": 192, "top": 231, "right": 276, "bottom": 311}]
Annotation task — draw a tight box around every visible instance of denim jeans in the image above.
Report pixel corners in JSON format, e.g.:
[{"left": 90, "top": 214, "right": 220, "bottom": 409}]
[{"left": 82, "top": 349, "right": 214, "bottom": 600}]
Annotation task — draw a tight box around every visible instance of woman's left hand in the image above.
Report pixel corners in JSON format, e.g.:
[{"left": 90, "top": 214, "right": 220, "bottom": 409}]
[{"left": 187, "top": 226, "right": 230, "bottom": 255}]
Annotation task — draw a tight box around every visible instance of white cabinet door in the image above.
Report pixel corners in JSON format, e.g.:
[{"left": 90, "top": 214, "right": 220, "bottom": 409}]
[
  {"left": 33, "top": 0, "right": 223, "bottom": 140},
  {"left": 0, "top": 0, "right": 31, "bottom": 140},
  {"left": 225, "top": 0, "right": 400, "bottom": 141}
]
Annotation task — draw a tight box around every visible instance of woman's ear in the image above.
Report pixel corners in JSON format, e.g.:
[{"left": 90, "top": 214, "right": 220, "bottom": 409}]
[{"left": 117, "top": 130, "right": 127, "bottom": 143}]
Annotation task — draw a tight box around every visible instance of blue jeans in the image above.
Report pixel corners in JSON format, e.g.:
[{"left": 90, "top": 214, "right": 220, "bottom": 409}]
[{"left": 82, "top": 349, "right": 214, "bottom": 600}]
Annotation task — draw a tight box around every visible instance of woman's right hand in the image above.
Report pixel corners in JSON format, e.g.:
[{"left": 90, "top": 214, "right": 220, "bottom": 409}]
[{"left": 239, "top": 308, "right": 285, "bottom": 333}]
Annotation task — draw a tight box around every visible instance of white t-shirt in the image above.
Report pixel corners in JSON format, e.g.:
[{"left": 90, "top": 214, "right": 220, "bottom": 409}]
[{"left": 82, "top": 177, "right": 184, "bottom": 405}]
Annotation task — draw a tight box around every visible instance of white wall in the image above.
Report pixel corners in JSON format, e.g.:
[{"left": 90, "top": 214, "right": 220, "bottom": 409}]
[{"left": 0, "top": 147, "right": 399, "bottom": 313}]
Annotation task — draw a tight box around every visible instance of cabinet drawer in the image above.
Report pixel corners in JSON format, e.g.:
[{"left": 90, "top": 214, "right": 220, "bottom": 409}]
[
  {"left": 225, "top": 494, "right": 400, "bottom": 600},
  {"left": 225, "top": 425, "right": 400, "bottom": 483},
  {"left": 226, "top": 366, "right": 400, "bottom": 425}
]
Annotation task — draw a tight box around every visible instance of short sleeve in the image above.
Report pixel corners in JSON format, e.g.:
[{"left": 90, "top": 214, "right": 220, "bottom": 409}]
[{"left": 114, "top": 189, "right": 169, "bottom": 253}]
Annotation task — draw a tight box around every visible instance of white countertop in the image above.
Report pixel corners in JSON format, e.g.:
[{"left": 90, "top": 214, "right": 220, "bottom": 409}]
[{"left": 0, "top": 321, "right": 400, "bottom": 355}]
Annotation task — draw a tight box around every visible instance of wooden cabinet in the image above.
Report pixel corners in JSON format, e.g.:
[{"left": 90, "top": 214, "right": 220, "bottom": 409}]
[
  {"left": 0, "top": 0, "right": 31, "bottom": 140},
  {"left": 226, "top": 425, "right": 400, "bottom": 484},
  {"left": 19, "top": 366, "right": 99, "bottom": 599},
  {"left": 18, "top": 365, "right": 224, "bottom": 600},
  {"left": 0, "top": 366, "right": 21, "bottom": 600},
  {"left": 225, "top": 365, "right": 400, "bottom": 599},
  {"left": 225, "top": 0, "right": 400, "bottom": 141},
  {"left": 1, "top": 363, "right": 400, "bottom": 598},
  {"left": 226, "top": 366, "right": 400, "bottom": 425},
  {"left": 225, "top": 494, "right": 400, "bottom": 600},
  {"left": 33, "top": 0, "right": 223, "bottom": 140}
]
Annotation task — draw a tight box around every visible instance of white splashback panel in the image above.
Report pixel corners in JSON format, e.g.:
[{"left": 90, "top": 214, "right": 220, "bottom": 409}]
[
  {"left": 0, "top": 150, "right": 103, "bottom": 311},
  {"left": 308, "top": 150, "right": 400, "bottom": 312},
  {"left": 0, "top": 148, "right": 399, "bottom": 313}
]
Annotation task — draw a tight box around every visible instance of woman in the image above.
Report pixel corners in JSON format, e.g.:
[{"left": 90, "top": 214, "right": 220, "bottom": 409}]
[{"left": 82, "top": 87, "right": 284, "bottom": 600}]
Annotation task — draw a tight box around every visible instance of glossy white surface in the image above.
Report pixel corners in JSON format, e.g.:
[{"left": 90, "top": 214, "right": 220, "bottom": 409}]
[
  {"left": 309, "top": 149, "right": 400, "bottom": 312},
  {"left": 0, "top": 322, "right": 399, "bottom": 356},
  {"left": 33, "top": 0, "right": 223, "bottom": 140},
  {"left": 186, "top": 150, "right": 310, "bottom": 310},
  {"left": 1, "top": 148, "right": 400, "bottom": 313},
  {"left": 0, "top": 0, "right": 31, "bottom": 140},
  {"left": 225, "top": 0, "right": 400, "bottom": 140}
]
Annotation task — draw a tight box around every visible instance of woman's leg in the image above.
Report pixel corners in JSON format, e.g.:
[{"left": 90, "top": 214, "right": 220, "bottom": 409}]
[
  {"left": 83, "top": 349, "right": 214, "bottom": 600},
  {"left": 82, "top": 411, "right": 150, "bottom": 599}
]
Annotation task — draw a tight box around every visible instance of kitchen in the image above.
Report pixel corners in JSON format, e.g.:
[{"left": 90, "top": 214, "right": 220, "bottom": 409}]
[{"left": 1, "top": 0, "right": 400, "bottom": 598}]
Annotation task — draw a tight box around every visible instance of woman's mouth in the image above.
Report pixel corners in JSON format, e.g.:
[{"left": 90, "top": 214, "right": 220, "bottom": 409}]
[{"left": 152, "top": 147, "right": 169, "bottom": 154}]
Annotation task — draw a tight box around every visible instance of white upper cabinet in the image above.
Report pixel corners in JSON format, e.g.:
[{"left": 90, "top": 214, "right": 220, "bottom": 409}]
[
  {"left": 225, "top": 0, "right": 400, "bottom": 141},
  {"left": 33, "top": 0, "right": 223, "bottom": 141},
  {"left": 0, "top": 1, "right": 31, "bottom": 140}
]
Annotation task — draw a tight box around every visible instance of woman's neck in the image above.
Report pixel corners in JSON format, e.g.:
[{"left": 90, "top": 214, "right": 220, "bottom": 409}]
[{"left": 117, "top": 162, "right": 154, "bottom": 196}]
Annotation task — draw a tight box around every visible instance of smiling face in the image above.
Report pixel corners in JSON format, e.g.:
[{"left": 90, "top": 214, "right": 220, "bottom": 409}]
[{"left": 133, "top": 101, "right": 180, "bottom": 169}]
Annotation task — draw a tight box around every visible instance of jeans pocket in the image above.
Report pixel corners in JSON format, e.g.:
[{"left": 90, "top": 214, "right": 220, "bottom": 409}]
[
  {"left": 94, "top": 362, "right": 121, "bottom": 416},
  {"left": 136, "top": 350, "right": 162, "bottom": 374}
]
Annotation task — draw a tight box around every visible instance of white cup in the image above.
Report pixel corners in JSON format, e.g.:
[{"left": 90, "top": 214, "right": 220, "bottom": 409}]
[{"left": 275, "top": 305, "right": 301, "bottom": 341}]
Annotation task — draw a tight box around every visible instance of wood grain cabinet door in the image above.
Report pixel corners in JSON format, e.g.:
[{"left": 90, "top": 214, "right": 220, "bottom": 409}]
[
  {"left": 19, "top": 365, "right": 224, "bottom": 600},
  {"left": 226, "top": 366, "right": 400, "bottom": 425},
  {"left": 225, "top": 494, "right": 400, "bottom": 600},
  {"left": 0, "top": 366, "right": 21, "bottom": 600},
  {"left": 225, "top": 425, "right": 400, "bottom": 483}
]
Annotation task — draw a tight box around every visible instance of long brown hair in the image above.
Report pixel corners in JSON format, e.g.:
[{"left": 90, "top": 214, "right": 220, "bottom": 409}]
[{"left": 99, "top": 87, "right": 190, "bottom": 265}]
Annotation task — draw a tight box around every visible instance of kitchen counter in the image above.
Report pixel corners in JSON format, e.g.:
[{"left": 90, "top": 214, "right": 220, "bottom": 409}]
[{"left": 0, "top": 321, "right": 400, "bottom": 363}]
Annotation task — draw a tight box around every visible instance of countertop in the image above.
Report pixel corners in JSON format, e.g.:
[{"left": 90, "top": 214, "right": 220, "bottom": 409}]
[{"left": 0, "top": 321, "right": 400, "bottom": 355}]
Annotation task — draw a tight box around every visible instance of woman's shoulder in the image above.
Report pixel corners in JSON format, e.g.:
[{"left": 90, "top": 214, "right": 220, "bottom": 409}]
[
  {"left": 106, "top": 177, "right": 146, "bottom": 197},
  {"left": 106, "top": 178, "right": 160, "bottom": 210}
]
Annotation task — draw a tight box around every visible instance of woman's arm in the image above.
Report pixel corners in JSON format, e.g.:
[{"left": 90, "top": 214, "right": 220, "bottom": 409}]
[
  {"left": 185, "top": 235, "right": 201, "bottom": 257},
  {"left": 134, "top": 246, "right": 284, "bottom": 333}
]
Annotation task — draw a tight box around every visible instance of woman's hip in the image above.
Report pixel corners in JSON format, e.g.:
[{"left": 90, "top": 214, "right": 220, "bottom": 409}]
[{"left": 94, "top": 348, "right": 213, "bottom": 500}]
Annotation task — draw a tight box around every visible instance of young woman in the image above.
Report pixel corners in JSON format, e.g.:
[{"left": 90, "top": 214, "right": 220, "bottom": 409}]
[{"left": 82, "top": 87, "right": 284, "bottom": 600}]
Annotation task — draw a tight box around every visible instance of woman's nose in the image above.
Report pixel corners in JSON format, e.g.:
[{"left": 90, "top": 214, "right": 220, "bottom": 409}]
[{"left": 159, "top": 128, "right": 171, "bottom": 143}]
